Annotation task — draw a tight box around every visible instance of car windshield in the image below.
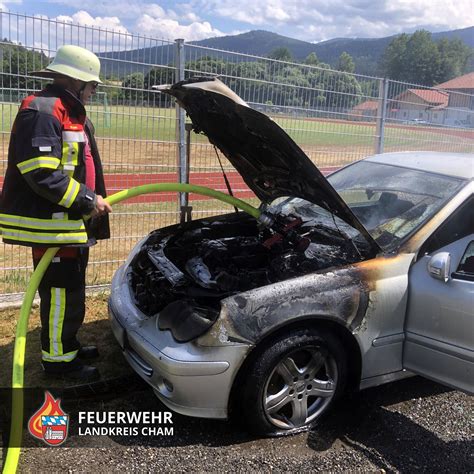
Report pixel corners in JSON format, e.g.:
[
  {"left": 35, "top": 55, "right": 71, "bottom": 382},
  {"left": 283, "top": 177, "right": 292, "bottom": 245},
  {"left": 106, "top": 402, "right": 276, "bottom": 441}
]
[{"left": 269, "top": 161, "right": 465, "bottom": 250}]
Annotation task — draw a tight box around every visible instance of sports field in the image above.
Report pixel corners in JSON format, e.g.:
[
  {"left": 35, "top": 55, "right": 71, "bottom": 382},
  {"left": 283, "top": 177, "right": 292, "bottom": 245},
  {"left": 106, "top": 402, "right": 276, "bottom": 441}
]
[
  {"left": 0, "top": 102, "right": 472, "bottom": 296},
  {"left": 2, "top": 103, "right": 473, "bottom": 155}
]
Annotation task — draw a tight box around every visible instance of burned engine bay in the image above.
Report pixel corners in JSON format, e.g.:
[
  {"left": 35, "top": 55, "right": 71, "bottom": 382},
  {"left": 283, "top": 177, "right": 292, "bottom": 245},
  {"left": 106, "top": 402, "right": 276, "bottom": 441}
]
[{"left": 129, "top": 211, "right": 369, "bottom": 341}]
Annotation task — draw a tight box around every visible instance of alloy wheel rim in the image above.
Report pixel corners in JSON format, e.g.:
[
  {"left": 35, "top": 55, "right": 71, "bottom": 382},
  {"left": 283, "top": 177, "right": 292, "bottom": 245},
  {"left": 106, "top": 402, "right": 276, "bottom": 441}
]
[{"left": 263, "top": 345, "right": 338, "bottom": 430}]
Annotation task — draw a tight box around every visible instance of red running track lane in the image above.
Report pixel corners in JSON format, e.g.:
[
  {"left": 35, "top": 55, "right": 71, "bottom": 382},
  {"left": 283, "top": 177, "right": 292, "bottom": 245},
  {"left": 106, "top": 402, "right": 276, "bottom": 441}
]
[
  {"left": 0, "top": 167, "right": 339, "bottom": 204},
  {"left": 103, "top": 167, "right": 339, "bottom": 204}
]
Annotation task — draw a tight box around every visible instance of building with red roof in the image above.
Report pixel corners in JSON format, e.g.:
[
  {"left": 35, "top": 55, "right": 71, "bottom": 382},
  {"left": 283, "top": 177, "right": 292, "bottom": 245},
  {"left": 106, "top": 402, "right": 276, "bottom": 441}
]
[
  {"left": 390, "top": 88, "right": 449, "bottom": 124},
  {"left": 436, "top": 72, "right": 474, "bottom": 92},
  {"left": 390, "top": 72, "right": 474, "bottom": 126},
  {"left": 436, "top": 72, "right": 474, "bottom": 124},
  {"left": 351, "top": 100, "right": 379, "bottom": 121}
]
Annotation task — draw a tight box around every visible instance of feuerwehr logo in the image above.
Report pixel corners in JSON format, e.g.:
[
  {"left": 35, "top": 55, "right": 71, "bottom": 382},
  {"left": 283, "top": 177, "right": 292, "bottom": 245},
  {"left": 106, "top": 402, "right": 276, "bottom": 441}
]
[{"left": 28, "top": 391, "right": 69, "bottom": 446}]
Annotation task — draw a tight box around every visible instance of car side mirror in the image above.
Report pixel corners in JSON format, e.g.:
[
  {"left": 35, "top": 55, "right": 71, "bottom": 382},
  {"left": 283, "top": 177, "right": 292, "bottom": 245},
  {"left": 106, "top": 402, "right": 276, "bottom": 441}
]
[{"left": 427, "top": 252, "right": 451, "bottom": 282}]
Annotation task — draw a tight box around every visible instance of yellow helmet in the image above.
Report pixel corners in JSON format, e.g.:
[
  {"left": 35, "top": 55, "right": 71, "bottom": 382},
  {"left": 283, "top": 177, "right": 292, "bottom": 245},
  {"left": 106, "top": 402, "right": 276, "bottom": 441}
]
[{"left": 31, "top": 45, "right": 102, "bottom": 83}]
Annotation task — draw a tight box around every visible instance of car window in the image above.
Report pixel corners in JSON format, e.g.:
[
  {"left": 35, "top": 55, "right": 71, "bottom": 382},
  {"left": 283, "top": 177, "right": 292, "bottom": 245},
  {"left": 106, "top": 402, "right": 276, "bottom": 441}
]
[
  {"left": 419, "top": 196, "right": 473, "bottom": 256},
  {"left": 453, "top": 241, "right": 474, "bottom": 282},
  {"left": 327, "top": 161, "right": 466, "bottom": 250}
]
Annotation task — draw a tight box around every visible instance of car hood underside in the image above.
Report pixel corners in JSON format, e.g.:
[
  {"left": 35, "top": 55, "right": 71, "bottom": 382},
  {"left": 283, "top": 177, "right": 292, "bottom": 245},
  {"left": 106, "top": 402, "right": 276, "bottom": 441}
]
[{"left": 162, "top": 77, "right": 377, "bottom": 249}]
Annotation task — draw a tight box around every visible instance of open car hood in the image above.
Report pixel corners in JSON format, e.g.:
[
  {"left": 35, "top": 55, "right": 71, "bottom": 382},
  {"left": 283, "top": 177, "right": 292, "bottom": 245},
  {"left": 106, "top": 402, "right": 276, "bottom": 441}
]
[{"left": 160, "top": 77, "right": 379, "bottom": 251}]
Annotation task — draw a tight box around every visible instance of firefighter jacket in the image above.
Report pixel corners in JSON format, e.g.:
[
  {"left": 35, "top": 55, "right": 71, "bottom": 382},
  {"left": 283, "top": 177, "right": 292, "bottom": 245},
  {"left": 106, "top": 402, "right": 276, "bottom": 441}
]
[{"left": 0, "top": 84, "right": 110, "bottom": 247}]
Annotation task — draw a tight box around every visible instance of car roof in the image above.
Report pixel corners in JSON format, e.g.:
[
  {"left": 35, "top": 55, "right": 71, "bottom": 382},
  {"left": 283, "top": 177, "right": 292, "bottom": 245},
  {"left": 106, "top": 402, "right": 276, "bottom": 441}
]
[{"left": 365, "top": 152, "right": 473, "bottom": 180}]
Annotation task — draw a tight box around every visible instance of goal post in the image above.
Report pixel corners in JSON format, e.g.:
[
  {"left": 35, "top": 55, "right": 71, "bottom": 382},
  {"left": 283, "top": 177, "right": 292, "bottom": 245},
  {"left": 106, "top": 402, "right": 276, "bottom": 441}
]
[{"left": 93, "top": 91, "right": 111, "bottom": 128}]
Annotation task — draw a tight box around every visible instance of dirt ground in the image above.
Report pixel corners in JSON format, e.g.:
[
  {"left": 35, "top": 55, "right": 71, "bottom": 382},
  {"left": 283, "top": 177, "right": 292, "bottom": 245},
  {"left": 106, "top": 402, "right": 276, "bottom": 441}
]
[
  {"left": 0, "top": 294, "right": 130, "bottom": 388},
  {"left": 0, "top": 295, "right": 471, "bottom": 472}
]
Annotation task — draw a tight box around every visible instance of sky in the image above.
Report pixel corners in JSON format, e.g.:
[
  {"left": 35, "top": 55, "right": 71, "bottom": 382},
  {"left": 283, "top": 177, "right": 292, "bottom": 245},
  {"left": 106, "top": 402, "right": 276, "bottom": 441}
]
[{"left": 0, "top": 0, "right": 472, "bottom": 43}]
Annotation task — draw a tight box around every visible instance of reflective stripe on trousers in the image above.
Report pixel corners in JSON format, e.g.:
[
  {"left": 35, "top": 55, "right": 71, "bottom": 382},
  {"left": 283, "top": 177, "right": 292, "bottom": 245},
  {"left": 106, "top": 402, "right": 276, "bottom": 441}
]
[
  {"left": 49, "top": 287, "right": 66, "bottom": 357},
  {"left": 34, "top": 248, "right": 89, "bottom": 363}
]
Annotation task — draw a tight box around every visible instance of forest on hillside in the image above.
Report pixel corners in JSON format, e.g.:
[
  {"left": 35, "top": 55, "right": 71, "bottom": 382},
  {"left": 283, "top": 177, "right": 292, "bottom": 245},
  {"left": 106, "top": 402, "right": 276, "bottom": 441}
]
[{"left": 0, "top": 30, "right": 471, "bottom": 109}]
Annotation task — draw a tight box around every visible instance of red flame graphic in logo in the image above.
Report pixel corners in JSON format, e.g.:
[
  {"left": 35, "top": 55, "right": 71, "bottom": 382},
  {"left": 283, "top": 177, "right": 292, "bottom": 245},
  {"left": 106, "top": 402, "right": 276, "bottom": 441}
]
[{"left": 28, "top": 391, "right": 66, "bottom": 439}]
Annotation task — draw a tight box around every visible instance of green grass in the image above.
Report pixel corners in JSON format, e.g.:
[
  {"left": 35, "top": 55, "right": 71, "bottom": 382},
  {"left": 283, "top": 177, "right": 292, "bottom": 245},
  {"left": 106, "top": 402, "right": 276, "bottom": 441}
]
[
  {"left": 0, "top": 294, "right": 131, "bottom": 388},
  {"left": 2, "top": 102, "right": 471, "bottom": 152},
  {"left": 88, "top": 104, "right": 178, "bottom": 141},
  {"left": 273, "top": 116, "right": 474, "bottom": 150},
  {"left": 0, "top": 269, "right": 30, "bottom": 294}
]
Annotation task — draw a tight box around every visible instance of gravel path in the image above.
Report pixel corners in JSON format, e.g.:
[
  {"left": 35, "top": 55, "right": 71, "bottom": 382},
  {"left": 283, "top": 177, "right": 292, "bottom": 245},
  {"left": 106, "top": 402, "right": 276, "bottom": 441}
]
[{"left": 8, "top": 376, "right": 471, "bottom": 473}]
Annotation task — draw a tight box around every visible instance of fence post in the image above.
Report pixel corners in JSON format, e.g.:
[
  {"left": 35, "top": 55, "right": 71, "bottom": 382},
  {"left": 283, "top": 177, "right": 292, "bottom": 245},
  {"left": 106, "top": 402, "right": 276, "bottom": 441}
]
[
  {"left": 375, "top": 77, "right": 389, "bottom": 154},
  {"left": 174, "top": 38, "right": 191, "bottom": 222}
]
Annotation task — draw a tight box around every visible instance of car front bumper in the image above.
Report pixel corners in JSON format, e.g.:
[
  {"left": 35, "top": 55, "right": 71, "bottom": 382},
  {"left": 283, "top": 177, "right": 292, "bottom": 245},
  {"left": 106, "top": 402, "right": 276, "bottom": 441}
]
[{"left": 108, "top": 264, "right": 251, "bottom": 420}]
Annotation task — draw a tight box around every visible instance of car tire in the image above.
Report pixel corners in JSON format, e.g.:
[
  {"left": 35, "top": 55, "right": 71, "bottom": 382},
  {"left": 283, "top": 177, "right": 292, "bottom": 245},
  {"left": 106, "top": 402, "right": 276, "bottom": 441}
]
[{"left": 240, "top": 328, "right": 347, "bottom": 436}]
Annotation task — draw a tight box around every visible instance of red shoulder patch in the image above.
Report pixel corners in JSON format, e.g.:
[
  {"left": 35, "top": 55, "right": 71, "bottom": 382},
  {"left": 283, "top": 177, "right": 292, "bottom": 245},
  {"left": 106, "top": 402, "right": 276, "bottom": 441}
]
[
  {"left": 20, "top": 94, "right": 65, "bottom": 123},
  {"left": 20, "top": 94, "right": 37, "bottom": 110},
  {"left": 50, "top": 97, "right": 66, "bottom": 123}
]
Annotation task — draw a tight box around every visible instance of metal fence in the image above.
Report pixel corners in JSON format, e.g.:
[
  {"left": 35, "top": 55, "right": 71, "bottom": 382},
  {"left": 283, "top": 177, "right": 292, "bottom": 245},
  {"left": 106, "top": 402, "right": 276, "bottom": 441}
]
[{"left": 0, "top": 11, "right": 473, "bottom": 298}]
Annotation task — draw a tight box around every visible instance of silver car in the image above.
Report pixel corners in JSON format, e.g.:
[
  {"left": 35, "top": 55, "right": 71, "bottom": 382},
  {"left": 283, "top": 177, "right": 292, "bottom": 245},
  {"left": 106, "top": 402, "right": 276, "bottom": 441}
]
[{"left": 109, "top": 78, "right": 473, "bottom": 436}]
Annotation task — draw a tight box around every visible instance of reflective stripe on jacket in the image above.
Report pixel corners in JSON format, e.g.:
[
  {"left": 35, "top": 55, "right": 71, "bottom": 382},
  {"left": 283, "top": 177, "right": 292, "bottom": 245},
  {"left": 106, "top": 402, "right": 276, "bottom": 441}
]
[{"left": 0, "top": 84, "right": 110, "bottom": 247}]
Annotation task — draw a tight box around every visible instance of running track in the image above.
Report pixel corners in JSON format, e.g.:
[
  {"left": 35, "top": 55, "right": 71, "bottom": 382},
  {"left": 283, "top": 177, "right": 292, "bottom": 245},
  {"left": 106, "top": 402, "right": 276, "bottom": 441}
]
[
  {"left": 0, "top": 167, "right": 339, "bottom": 204},
  {"left": 103, "top": 166, "right": 339, "bottom": 204}
]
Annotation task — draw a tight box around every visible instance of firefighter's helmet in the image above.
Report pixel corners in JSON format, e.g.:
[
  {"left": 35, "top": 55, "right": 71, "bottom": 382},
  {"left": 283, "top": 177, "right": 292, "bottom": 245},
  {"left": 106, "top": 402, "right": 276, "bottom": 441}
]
[{"left": 31, "top": 45, "right": 102, "bottom": 83}]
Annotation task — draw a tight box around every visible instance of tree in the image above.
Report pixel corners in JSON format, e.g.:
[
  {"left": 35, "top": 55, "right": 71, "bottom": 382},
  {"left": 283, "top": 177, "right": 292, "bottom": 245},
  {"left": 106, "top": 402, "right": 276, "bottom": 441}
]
[
  {"left": 436, "top": 38, "right": 472, "bottom": 84},
  {"left": 144, "top": 66, "right": 175, "bottom": 106},
  {"left": 359, "top": 79, "right": 379, "bottom": 100},
  {"left": 305, "top": 66, "right": 362, "bottom": 108},
  {"left": 0, "top": 41, "right": 49, "bottom": 98},
  {"left": 120, "top": 72, "right": 144, "bottom": 103},
  {"left": 380, "top": 33, "right": 409, "bottom": 80},
  {"left": 381, "top": 30, "right": 439, "bottom": 84},
  {"left": 270, "top": 66, "right": 310, "bottom": 106},
  {"left": 337, "top": 52, "right": 355, "bottom": 73},
  {"left": 268, "top": 47, "right": 293, "bottom": 62},
  {"left": 304, "top": 52, "right": 319, "bottom": 66},
  {"left": 380, "top": 30, "right": 473, "bottom": 86},
  {"left": 403, "top": 30, "right": 440, "bottom": 84},
  {"left": 184, "top": 56, "right": 229, "bottom": 78},
  {"left": 101, "top": 80, "right": 121, "bottom": 104}
]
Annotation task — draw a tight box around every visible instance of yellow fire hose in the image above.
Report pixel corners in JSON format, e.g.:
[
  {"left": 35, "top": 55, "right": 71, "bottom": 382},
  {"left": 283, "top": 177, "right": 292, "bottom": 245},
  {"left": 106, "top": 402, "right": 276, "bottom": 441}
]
[{"left": 2, "top": 183, "right": 261, "bottom": 473}]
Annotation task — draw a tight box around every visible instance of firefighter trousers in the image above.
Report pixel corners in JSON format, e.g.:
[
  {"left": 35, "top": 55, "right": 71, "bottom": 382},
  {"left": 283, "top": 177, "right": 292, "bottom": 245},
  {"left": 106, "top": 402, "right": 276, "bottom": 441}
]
[{"left": 32, "top": 247, "right": 89, "bottom": 364}]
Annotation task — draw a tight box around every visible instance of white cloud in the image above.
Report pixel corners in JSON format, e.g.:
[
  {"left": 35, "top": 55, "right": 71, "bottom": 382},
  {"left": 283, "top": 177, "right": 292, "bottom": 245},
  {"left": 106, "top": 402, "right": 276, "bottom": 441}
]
[
  {"left": 54, "top": 10, "right": 129, "bottom": 33},
  {"left": 182, "top": 12, "right": 200, "bottom": 22},
  {"left": 264, "top": 5, "right": 291, "bottom": 22},
  {"left": 0, "top": 0, "right": 23, "bottom": 12},
  {"left": 175, "top": 3, "right": 202, "bottom": 23},
  {"left": 46, "top": 0, "right": 146, "bottom": 20},
  {"left": 133, "top": 3, "right": 219, "bottom": 40},
  {"left": 46, "top": 3, "right": 221, "bottom": 42},
  {"left": 199, "top": 0, "right": 474, "bottom": 41},
  {"left": 47, "top": 1, "right": 202, "bottom": 24},
  {"left": 143, "top": 4, "right": 180, "bottom": 20},
  {"left": 1, "top": 5, "right": 223, "bottom": 54},
  {"left": 135, "top": 14, "right": 224, "bottom": 41},
  {"left": 40, "top": 11, "right": 133, "bottom": 53},
  {"left": 3, "top": 0, "right": 472, "bottom": 48}
]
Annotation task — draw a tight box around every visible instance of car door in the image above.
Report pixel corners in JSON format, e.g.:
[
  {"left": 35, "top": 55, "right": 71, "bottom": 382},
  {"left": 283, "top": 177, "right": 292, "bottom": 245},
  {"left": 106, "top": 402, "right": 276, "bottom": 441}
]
[{"left": 404, "top": 226, "right": 474, "bottom": 394}]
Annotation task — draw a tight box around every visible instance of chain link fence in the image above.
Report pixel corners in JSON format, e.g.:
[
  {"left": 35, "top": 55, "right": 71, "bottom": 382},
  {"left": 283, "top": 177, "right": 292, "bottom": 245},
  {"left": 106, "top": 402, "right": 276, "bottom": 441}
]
[{"left": 0, "top": 11, "right": 472, "bottom": 299}]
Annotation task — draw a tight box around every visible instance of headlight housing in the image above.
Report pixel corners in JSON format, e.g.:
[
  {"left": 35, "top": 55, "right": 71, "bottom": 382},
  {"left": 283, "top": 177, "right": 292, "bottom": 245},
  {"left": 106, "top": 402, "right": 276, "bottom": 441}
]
[{"left": 158, "top": 299, "right": 219, "bottom": 342}]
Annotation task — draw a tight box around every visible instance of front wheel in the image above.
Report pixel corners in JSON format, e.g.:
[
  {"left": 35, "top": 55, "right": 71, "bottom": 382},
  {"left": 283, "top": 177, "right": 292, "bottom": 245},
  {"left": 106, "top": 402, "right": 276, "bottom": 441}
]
[{"left": 240, "top": 328, "right": 347, "bottom": 436}]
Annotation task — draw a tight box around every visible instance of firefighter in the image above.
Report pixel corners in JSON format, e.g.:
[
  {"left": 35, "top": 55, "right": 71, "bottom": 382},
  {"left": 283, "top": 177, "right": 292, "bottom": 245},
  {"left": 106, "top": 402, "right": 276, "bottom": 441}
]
[{"left": 0, "top": 45, "right": 112, "bottom": 381}]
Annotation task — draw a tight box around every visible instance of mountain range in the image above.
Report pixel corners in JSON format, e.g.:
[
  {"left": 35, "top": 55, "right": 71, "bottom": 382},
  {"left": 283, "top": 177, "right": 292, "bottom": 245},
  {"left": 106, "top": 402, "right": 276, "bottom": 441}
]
[{"left": 100, "top": 26, "right": 474, "bottom": 78}]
